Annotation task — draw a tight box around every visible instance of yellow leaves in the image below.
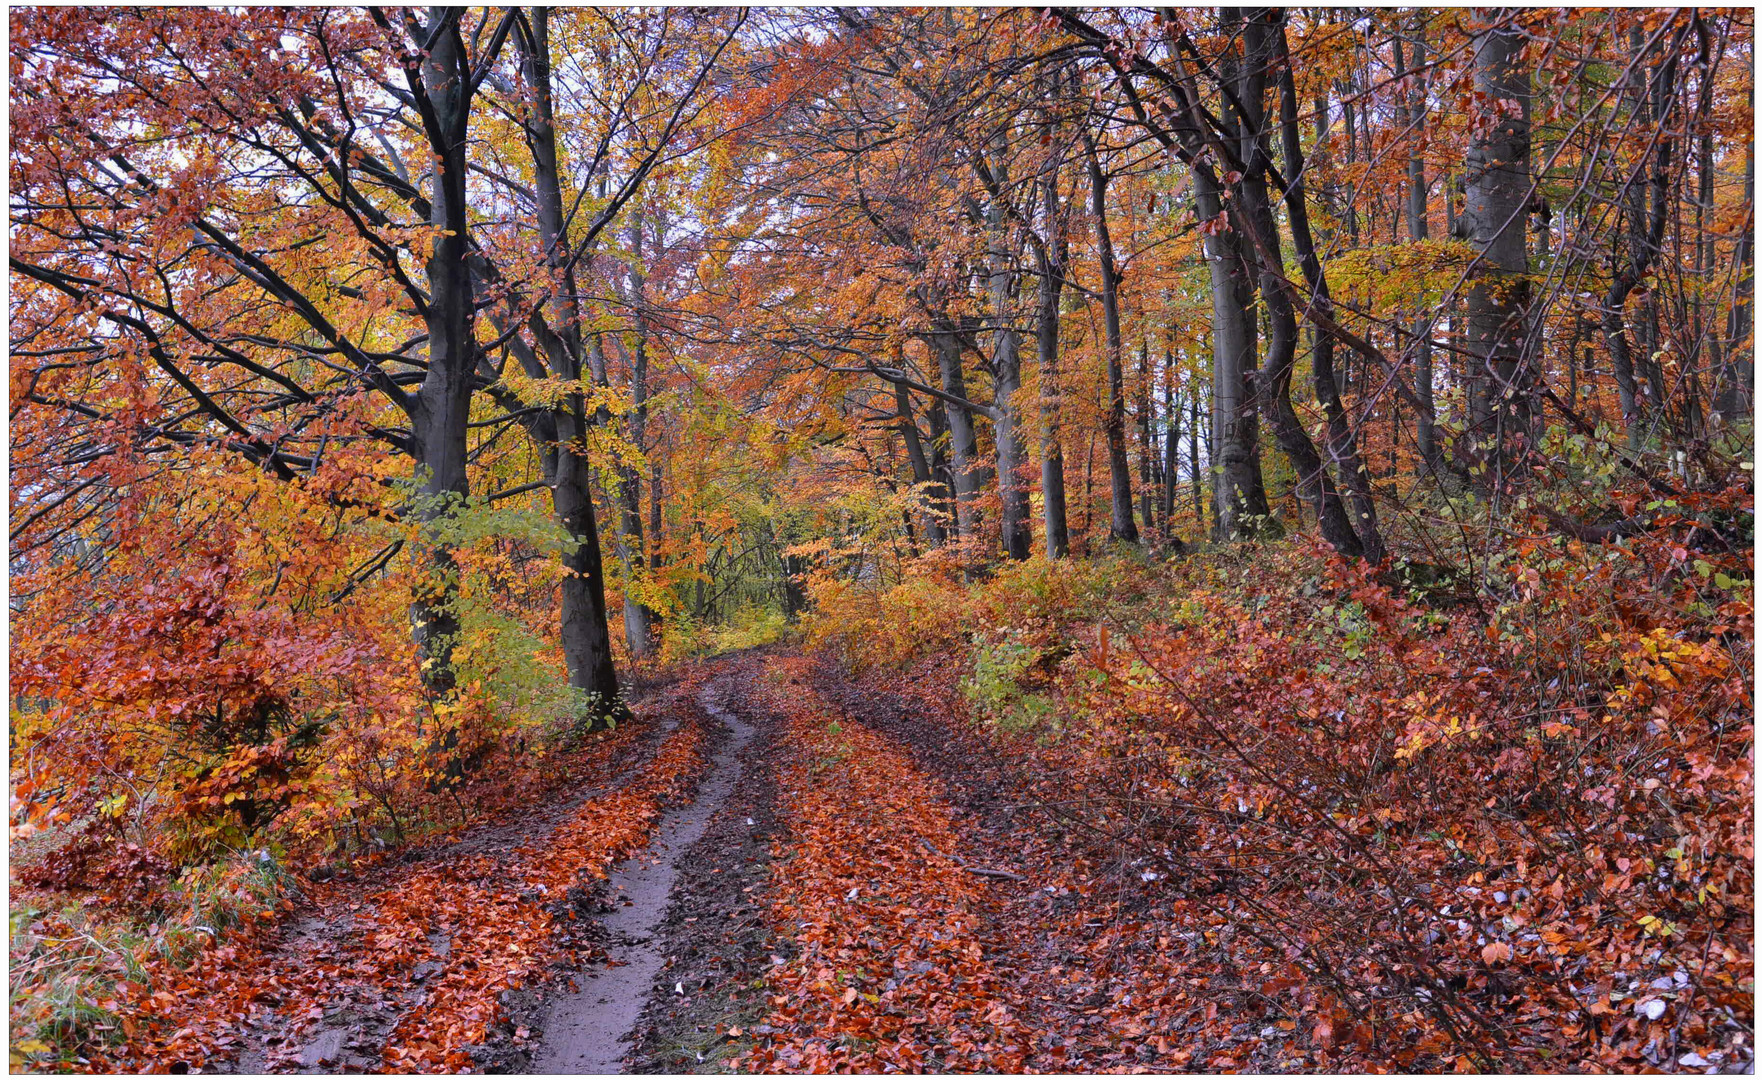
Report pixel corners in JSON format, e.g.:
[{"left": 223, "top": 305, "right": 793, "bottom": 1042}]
[
  {"left": 1636, "top": 913, "right": 1677, "bottom": 937},
  {"left": 1394, "top": 710, "right": 1480, "bottom": 761},
  {"left": 495, "top": 371, "right": 633, "bottom": 415}
]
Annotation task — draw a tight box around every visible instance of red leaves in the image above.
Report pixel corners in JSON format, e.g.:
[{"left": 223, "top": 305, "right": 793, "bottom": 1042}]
[
  {"left": 807, "top": 531, "right": 1754, "bottom": 1072},
  {"left": 42, "top": 690, "right": 712, "bottom": 1074},
  {"left": 736, "top": 657, "right": 1032, "bottom": 1073}
]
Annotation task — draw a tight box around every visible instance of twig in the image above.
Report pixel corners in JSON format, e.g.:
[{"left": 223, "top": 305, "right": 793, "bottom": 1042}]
[{"left": 916, "top": 838, "right": 1027, "bottom": 883}]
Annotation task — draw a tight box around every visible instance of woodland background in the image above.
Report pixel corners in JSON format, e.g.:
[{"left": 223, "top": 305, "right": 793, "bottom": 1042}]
[{"left": 8, "top": 6, "right": 1755, "bottom": 1073}]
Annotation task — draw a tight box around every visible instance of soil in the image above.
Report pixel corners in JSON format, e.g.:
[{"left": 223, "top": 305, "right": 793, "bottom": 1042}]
[
  {"left": 514, "top": 663, "right": 760, "bottom": 1074},
  {"left": 213, "top": 683, "right": 683, "bottom": 1075},
  {"left": 623, "top": 661, "right": 790, "bottom": 1074}
]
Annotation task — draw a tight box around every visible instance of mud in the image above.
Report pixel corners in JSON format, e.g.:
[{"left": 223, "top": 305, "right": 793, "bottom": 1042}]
[
  {"left": 625, "top": 664, "right": 789, "bottom": 1074},
  {"left": 523, "top": 666, "right": 759, "bottom": 1073},
  {"left": 214, "top": 685, "right": 679, "bottom": 1075}
]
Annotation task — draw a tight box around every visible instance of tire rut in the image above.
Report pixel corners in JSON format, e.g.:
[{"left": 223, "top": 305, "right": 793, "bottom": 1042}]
[{"left": 524, "top": 661, "right": 759, "bottom": 1073}]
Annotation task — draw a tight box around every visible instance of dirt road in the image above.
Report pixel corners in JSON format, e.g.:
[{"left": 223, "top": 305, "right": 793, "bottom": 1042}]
[{"left": 525, "top": 673, "right": 758, "bottom": 1072}]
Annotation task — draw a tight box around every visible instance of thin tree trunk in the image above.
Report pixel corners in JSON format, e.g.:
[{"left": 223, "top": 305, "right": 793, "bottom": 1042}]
[
  {"left": 1162, "top": 348, "right": 1181, "bottom": 530},
  {"left": 1270, "top": 17, "right": 1385, "bottom": 562},
  {"left": 617, "top": 212, "right": 660, "bottom": 660},
  {"left": 1084, "top": 128, "right": 1139, "bottom": 544},
  {"left": 1717, "top": 147, "right": 1754, "bottom": 422},
  {"left": 1035, "top": 161, "right": 1072, "bottom": 558},
  {"left": 985, "top": 150, "right": 1032, "bottom": 560},
  {"left": 1241, "top": 12, "right": 1362, "bottom": 559},
  {"left": 1397, "top": 26, "right": 1441, "bottom": 473}
]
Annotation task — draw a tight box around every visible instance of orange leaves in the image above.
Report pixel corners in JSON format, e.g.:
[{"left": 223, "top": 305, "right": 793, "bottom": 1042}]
[
  {"left": 376, "top": 719, "right": 707, "bottom": 1073},
  {"left": 42, "top": 697, "right": 709, "bottom": 1074},
  {"left": 814, "top": 530, "right": 1754, "bottom": 1071},
  {"left": 736, "top": 658, "right": 1030, "bottom": 1073}
]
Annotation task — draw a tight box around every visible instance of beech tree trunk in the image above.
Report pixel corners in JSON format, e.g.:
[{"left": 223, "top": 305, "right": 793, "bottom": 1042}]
[
  {"left": 408, "top": 10, "right": 479, "bottom": 699},
  {"left": 517, "top": 7, "right": 624, "bottom": 723},
  {"left": 1201, "top": 12, "right": 1273, "bottom": 540},
  {"left": 1240, "top": 12, "right": 1362, "bottom": 559},
  {"left": 1084, "top": 129, "right": 1139, "bottom": 544},
  {"left": 617, "top": 212, "right": 661, "bottom": 660},
  {"left": 984, "top": 152, "right": 1032, "bottom": 560},
  {"left": 894, "top": 378, "right": 947, "bottom": 547},
  {"left": 1397, "top": 26, "right": 1441, "bottom": 473},
  {"left": 1716, "top": 147, "right": 1754, "bottom": 423},
  {"left": 932, "top": 319, "right": 984, "bottom": 540},
  {"left": 1604, "top": 24, "right": 1685, "bottom": 449},
  {"left": 1035, "top": 162, "right": 1072, "bottom": 558},
  {"left": 1462, "top": 11, "right": 1533, "bottom": 477}
]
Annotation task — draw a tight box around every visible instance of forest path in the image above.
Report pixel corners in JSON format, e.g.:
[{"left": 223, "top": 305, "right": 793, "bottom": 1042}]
[{"left": 524, "top": 660, "right": 760, "bottom": 1073}]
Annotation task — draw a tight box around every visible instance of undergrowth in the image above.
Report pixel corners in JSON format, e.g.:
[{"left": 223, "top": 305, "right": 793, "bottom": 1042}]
[{"left": 800, "top": 504, "right": 1754, "bottom": 1071}]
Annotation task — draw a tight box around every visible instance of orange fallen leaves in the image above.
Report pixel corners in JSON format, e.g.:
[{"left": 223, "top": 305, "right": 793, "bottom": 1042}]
[
  {"left": 96, "top": 692, "right": 709, "bottom": 1073},
  {"left": 735, "top": 657, "right": 1031, "bottom": 1073}
]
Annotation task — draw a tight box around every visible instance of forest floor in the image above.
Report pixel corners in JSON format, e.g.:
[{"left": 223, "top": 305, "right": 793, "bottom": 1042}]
[
  {"left": 66, "top": 643, "right": 1751, "bottom": 1074},
  {"left": 114, "top": 648, "right": 1211, "bottom": 1074}
]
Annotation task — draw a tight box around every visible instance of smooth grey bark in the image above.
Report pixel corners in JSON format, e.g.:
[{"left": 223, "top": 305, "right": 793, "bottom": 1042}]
[
  {"left": 1138, "top": 338, "right": 1158, "bottom": 533},
  {"left": 1190, "top": 389, "right": 1205, "bottom": 529},
  {"left": 1083, "top": 129, "right": 1139, "bottom": 544},
  {"left": 1462, "top": 10, "right": 1534, "bottom": 475},
  {"left": 616, "top": 212, "right": 661, "bottom": 660},
  {"left": 1264, "top": 18, "right": 1386, "bottom": 561},
  {"left": 1239, "top": 12, "right": 1362, "bottom": 559},
  {"left": 931, "top": 319, "right": 984, "bottom": 540},
  {"left": 1197, "top": 162, "right": 1270, "bottom": 541},
  {"left": 1199, "top": 11, "right": 1274, "bottom": 541},
  {"left": 984, "top": 151, "right": 1033, "bottom": 560},
  {"left": 893, "top": 377, "right": 947, "bottom": 547},
  {"left": 516, "top": 8, "right": 624, "bottom": 721},
  {"left": 1034, "top": 161, "right": 1072, "bottom": 558}
]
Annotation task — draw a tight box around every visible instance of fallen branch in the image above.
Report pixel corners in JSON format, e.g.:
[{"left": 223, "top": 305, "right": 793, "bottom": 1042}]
[{"left": 917, "top": 838, "right": 1027, "bottom": 883}]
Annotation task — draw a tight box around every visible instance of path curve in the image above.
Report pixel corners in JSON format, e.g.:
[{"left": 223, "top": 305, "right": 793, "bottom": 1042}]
[{"left": 529, "top": 675, "right": 756, "bottom": 1073}]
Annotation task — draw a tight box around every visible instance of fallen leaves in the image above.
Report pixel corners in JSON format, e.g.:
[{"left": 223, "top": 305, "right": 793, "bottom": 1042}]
[
  {"left": 734, "top": 657, "right": 1031, "bottom": 1073},
  {"left": 53, "top": 683, "right": 711, "bottom": 1074}
]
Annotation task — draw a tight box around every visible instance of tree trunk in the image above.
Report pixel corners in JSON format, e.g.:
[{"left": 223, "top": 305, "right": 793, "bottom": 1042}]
[
  {"left": 894, "top": 377, "right": 946, "bottom": 546},
  {"left": 1241, "top": 12, "right": 1362, "bottom": 559},
  {"left": 1084, "top": 129, "right": 1139, "bottom": 544},
  {"left": 1201, "top": 13, "right": 1273, "bottom": 541},
  {"left": 1139, "top": 338, "right": 1159, "bottom": 532},
  {"left": 1035, "top": 163, "right": 1072, "bottom": 558},
  {"left": 931, "top": 320, "right": 984, "bottom": 540},
  {"left": 984, "top": 153, "right": 1032, "bottom": 560},
  {"left": 1716, "top": 147, "right": 1754, "bottom": 423},
  {"left": 617, "top": 213, "right": 661, "bottom": 660},
  {"left": 517, "top": 8, "right": 624, "bottom": 722},
  {"left": 1463, "top": 10, "right": 1534, "bottom": 478},
  {"left": 1270, "top": 16, "right": 1385, "bottom": 561},
  {"left": 408, "top": 10, "right": 478, "bottom": 700},
  {"left": 1397, "top": 25, "right": 1441, "bottom": 473}
]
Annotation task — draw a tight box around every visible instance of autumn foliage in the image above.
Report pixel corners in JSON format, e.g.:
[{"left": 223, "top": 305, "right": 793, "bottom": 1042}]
[
  {"left": 8, "top": 5, "right": 1755, "bottom": 1075},
  {"left": 798, "top": 519, "right": 1752, "bottom": 1070}
]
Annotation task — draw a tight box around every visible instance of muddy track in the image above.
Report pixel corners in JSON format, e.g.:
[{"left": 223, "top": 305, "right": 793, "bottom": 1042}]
[
  {"left": 623, "top": 661, "right": 788, "bottom": 1074},
  {"left": 219, "top": 688, "right": 684, "bottom": 1075},
  {"left": 516, "top": 657, "right": 765, "bottom": 1073}
]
